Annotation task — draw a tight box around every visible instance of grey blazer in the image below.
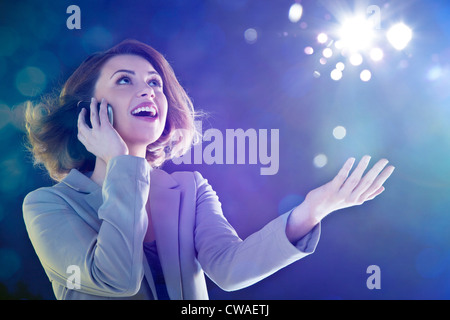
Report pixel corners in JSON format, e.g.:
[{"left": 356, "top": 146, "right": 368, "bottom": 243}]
[{"left": 23, "top": 155, "right": 320, "bottom": 300}]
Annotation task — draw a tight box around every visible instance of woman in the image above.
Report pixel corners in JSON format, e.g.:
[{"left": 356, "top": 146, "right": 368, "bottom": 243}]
[{"left": 23, "top": 39, "right": 394, "bottom": 300}]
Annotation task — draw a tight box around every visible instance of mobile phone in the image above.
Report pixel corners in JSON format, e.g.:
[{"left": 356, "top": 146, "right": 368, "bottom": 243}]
[{"left": 77, "top": 101, "right": 114, "bottom": 127}]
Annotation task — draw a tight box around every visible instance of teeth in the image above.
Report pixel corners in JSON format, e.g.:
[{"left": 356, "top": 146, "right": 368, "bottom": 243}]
[{"left": 132, "top": 105, "right": 157, "bottom": 117}]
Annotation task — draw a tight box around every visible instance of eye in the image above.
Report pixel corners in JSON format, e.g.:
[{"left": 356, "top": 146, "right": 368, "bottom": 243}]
[
  {"left": 148, "top": 78, "right": 162, "bottom": 88},
  {"left": 117, "top": 76, "right": 131, "bottom": 85}
]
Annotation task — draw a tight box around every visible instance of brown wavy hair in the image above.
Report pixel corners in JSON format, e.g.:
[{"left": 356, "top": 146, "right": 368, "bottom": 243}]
[{"left": 25, "top": 39, "right": 200, "bottom": 181}]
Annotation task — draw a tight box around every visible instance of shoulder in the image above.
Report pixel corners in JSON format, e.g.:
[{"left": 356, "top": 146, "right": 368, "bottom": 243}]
[
  {"left": 23, "top": 182, "right": 72, "bottom": 206},
  {"left": 169, "top": 170, "right": 206, "bottom": 184},
  {"left": 22, "top": 172, "right": 91, "bottom": 223},
  {"left": 22, "top": 183, "right": 72, "bottom": 216},
  {"left": 22, "top": 183, "right": 76, "bottom": 234}
]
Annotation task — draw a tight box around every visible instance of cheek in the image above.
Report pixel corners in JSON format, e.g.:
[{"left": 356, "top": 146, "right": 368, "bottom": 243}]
[
  {"left": 158, "top": 95, "right": 169, "bottom": 122},
  {"left": 106, "top": 103, "right": 127, "bottom": 131}
]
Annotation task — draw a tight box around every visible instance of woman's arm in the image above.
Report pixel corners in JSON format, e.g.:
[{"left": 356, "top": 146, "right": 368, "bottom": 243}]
[
  {"left": 23, "top": 155, "right": 151, "bottom": 297},
  {"left": 193, "top": 171, "right": 320, "bottom": 292},
  {"left": 194, "top": 156, "right": 394, "bottom": 292}
]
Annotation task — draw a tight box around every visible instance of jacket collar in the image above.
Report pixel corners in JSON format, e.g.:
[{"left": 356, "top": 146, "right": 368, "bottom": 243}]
[
  {"left": 60, "top": 169, "right": 99, "bottom": 194},
  {"left": 61, "top": 167, "right": 179, "bottom": 192}
]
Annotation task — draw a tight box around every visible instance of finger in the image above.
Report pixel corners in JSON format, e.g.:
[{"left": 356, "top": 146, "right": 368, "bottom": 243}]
[
  {"left": 90, "top": 97, "right": 100, "bottom": 128},
  {"left": 359, "top": 165, "right": 395, "bottom": 200},
  {"left": 331, "top": 157, "right": 355, "bottom": 189},
  {"left": 77, "top": 108, "right": 89, "bottom": 141},
  {"left": 365, "top": 186, "right": 385, "bottom": 201},
  {"left": 339, "top": 155, "right": 371, "bottom": 195},
  {"left": 77, "top": 130, "right": 86, "bottom": 145},
  {"left": 350, "top": 158, "right": 389, "bottom": 200},
  {"left": 77, "top": 108, "right": 89, "bottom": 132},
  {"left": 98, "top": 98, "right": 111, "bottom": 127}
]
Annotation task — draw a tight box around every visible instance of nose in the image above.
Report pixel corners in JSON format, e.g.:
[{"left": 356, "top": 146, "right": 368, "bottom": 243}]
[{"left": 136, "top": 83, "right": 156, "bottom": 99}]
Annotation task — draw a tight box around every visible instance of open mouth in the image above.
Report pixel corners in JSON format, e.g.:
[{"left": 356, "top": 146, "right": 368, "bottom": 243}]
[{"left": 131, "top": 104, "right": 158, "bottom": 118}]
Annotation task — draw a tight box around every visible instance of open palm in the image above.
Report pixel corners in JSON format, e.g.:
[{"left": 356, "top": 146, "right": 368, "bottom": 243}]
[
  {"left": 286, "top": 156, "right": 395, "bottom": 243},
  {"left": 306, "top": 156, "right": 394, "bottom": 222}
]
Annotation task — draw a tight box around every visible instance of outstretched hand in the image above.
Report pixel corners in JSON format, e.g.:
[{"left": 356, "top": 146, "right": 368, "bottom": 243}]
[{"left": 286, "top": 156, "right": 395, "bottom": 243}]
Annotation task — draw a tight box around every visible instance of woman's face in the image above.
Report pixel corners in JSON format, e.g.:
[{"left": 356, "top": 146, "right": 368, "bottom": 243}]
[{"left": 94, "top": 54, "right": 168, "bottom": 155}]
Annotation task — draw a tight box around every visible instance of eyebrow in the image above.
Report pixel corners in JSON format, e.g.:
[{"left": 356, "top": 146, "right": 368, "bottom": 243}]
[{"left": 110, "top": 69, "right": 160, "bottom": 79}]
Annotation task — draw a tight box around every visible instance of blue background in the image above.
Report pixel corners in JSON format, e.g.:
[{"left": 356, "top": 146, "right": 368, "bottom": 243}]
[{"left": 1, "top": 0, "right": 450, "bottom": 299}]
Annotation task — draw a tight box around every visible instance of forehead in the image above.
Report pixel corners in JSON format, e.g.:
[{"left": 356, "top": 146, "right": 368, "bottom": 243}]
[{"left": 100, "top": 54, "right": 157, "bottom": 76}]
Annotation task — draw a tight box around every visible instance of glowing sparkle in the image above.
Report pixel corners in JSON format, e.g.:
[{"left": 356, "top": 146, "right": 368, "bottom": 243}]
[
  {"left": 336, "top": 62, "right": 345, "bottom": 71},
  {"left": 288, "top": 3, "right": 303, "bottom": 23},
  {"left": 387, "top": 23, "right": 412, "bottom": 50},
  {"left": 360, "top": 69, "right": 372, "bottom": 82},
  {"left": 349, "top": 53, "right": 363, "bottom": 66},
  {"left": 330, "top": 69, "right": 343, "bottom": 81},
  {"left": 244, "top": 28, "right": 258, "bottom": 44},
  {"left": 322, "top": 47, "right": 333, "bottom": 58},
  {"left": 304, "top": 46, "right": 314, "bottom": 55},
  {"left": 313, "top": 154, "right": 328, "bottom": 168},
  {"left": 333, "top": 126, "right": 347, "bottom": 139},
  {"left": 317, "top": 33, "right": 328, "bottom": 44},
  {"left": 334, "top": 40, "right": 344, "bottom": 50},
  {"left": 370, "top": 47, "right": 384, "bottom": 61}
]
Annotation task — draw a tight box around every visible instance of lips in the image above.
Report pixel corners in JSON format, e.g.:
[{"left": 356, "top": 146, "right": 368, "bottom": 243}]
[{"left": 130, "top": 102, "right": 158, "bottom": 119}]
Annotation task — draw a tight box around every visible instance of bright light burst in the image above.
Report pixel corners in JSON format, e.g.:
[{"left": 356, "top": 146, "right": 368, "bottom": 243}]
[
  {"left": 338, "top": 15, "right": 375, "bottom": 51},
  {"left": 298, "top": 4, "right": 413, "bottom": 82}
]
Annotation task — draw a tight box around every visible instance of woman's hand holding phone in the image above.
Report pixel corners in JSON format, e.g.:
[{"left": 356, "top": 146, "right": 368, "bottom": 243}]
[{"left": 77, "top": 97, "right": 129, "bottom": 165}]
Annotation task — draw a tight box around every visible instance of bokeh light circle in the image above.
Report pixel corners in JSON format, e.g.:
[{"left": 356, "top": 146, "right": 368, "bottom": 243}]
[{"left": 15, "top": 67, "right": 47, "bottom": 97}]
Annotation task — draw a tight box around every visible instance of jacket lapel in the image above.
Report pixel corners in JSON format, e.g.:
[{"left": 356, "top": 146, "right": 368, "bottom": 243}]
[{"left": 149, "top": 169, "right": 183, "bottom": 300}]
